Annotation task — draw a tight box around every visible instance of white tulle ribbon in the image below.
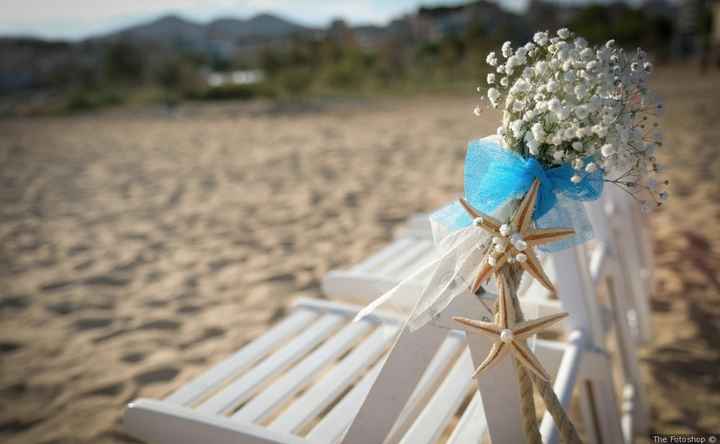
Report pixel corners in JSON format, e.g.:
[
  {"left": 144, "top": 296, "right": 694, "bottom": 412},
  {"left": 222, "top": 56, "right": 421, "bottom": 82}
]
[{"left": 354, "top": 199, "right": 517, "bottom": 331}]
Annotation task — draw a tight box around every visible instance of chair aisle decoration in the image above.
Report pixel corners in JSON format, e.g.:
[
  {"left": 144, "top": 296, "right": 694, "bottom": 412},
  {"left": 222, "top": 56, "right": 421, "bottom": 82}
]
[
  {"left": 353, "top": 29, "right": 667, "bottom": 443},
  {"left": 123, "top": 29, "right": 667, "bottom": 444}
]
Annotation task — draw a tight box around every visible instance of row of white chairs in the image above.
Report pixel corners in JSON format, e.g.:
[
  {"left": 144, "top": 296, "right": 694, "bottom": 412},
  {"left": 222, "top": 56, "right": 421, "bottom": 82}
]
[{"left": 123, "top": 186, "right": 653, "bottom": 444}]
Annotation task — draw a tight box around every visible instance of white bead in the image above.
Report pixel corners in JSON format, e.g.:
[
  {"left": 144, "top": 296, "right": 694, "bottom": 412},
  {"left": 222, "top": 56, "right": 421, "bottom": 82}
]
[
  {"left": 500, "top": 329, "right": 514, "bottom": 343},
  {"left": 515, "top": 239, "right": 528, "bottom": 251},
  {"left": 488, "top": 256, "right": 497, "bottom": 266},
  {"left": 473, "top": 217, "right": 484, "bottom": 227},
  {"left": 492, "top": 236, "right": 502, "bottom": 245},
  {"left": 494, "top": 243, "right": 506, "bottom": 253},
  {"left": 499, "top": 224, "right": 511, "bottom": 237},
  {"left": 515, "top": 253, "right": 527, "bottom": 263},
  {"left": 571, "top": 174, "right": 582, "bottom": 184}
]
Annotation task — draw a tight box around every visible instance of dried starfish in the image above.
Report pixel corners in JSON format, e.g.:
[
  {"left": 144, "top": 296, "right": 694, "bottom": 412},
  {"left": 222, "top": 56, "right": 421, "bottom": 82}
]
[
  {"left": 459, "top": 179, "right": 575, "bottom": 294},
  {"left": 453, "top": 271, "right": 568, "bottom": 381}
]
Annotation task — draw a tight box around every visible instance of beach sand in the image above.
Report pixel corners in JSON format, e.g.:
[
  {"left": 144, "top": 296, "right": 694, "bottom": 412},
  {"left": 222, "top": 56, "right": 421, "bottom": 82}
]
[{"left": 0, "top": 66, "right": 718, "bottom": 443}]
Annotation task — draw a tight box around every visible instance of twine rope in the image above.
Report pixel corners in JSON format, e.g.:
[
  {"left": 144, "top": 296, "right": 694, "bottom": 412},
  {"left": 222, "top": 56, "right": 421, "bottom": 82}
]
[
  {"left": 504, "top": 264, "right": 584, "bottom": 444},
  {"left": 504, "top": 266, "right": 543, "bottom": 444}
]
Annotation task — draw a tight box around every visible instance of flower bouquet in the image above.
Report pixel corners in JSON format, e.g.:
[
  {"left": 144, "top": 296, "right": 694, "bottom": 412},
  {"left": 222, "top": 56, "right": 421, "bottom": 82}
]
[{"left": 358, "top": 29, "right": 667, "bottom": 443}]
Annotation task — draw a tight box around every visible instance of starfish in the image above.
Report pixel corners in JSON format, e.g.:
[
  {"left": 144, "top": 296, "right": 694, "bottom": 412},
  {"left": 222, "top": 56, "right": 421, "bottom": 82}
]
[
  {"left": 459, "top": 179, "right": 575, "bottom": 294},
  {"left": 453, "top": 271, "right": 568, "bottom": 381}
]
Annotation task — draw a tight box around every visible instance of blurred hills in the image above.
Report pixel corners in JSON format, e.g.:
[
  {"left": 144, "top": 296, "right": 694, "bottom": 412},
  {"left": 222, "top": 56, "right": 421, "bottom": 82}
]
[
  {"left": 96, "top": 13, "right": 316, "bottom": 49},
  {"left": 0, "top": 0, "right": 695, "bottom": 115}
]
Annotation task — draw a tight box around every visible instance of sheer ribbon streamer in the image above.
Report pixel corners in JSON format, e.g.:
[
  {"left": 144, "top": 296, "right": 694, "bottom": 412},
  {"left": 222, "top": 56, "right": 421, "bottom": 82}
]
[{"left": 355, "top": 136, "right": 603, "bottom": 330}]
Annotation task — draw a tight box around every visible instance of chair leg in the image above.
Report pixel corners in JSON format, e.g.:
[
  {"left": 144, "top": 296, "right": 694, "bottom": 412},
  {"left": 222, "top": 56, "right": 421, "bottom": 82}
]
[
  {"left": 605, "top": 273, "right": 651, "bottom": 436},
  {"left": 580, "top": 352, "right": 627, "bottom": 444}
]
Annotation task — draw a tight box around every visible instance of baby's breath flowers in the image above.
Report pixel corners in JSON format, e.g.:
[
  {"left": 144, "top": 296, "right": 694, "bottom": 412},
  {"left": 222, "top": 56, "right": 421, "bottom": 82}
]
[{"left": 477, "top": 29, "right": 668, "bottom": 211}]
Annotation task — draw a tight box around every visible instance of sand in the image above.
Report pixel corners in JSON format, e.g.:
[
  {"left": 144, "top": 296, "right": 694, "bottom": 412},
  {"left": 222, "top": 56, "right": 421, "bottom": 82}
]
[{"left": 0, "top": 66, "right": 718, "bottom": 444}]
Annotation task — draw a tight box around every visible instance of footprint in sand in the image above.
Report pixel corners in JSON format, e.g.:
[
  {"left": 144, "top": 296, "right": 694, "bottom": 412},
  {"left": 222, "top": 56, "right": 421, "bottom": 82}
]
[
  {"left": 134, "top": 367, "right": 179, "bottom": 386},
  {"left": 0, "top": 294, "right": 30, "bottom": 312},
  {"left": 121, "top": 352, "right": 146, "bottom": 364},
  {"left": 67, "top": 244, "right": 90, "bottom": 256},
  {"left": 73, "top": 317, "right": 114, "bottom": 330},
  {"left": 82, "top": 382, "right": 125, "bottom": 398},
  {"left": 83, "top": 274, "right": 131, "bottom": 287},
  {"left": 0, "top": 341, "right": 22, "bottom": 354},
  {"left": 138, "top": 320, "right": 181, "bottom": 331},
  {"left": 176, "top": 304, "right": 202, "bottom": 315},
  {"left": 180, "top": 326, "right": 225, "bottom": 349},
  {"left": 40, "top": 280, "right": 75, "bottom": 292},
  {"left": 46, "top": 301, "right": 77, "bottom": 315}
]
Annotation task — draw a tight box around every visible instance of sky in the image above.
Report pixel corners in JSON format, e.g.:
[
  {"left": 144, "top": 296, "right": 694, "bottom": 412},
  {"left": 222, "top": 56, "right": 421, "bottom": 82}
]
[{"left": 0, "top": 0, "right": 516, "bottom": 41}]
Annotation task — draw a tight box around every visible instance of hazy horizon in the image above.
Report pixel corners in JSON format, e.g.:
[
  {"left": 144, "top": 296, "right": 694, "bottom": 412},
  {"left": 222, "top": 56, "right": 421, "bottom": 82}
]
[{"left": 0, "top": 0, "right": 491, "bottom": 41}]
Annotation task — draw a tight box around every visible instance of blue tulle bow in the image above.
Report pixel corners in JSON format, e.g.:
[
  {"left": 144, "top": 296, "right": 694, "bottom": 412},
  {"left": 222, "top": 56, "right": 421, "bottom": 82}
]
[{"left": 432, "top": 138, "right": 604, "bottom": 252}]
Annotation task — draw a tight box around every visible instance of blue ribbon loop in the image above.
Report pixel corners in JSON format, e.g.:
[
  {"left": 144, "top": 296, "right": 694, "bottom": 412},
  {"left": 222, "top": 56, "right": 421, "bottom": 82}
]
[{"left": 432, "top": 138, "right": 604, "bottom": 252}]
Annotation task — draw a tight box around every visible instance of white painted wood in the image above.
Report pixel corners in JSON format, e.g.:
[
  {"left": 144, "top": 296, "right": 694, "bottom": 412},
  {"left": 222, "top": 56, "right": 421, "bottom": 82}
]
[
  {"left": 553, "top": 246, "right": 605, "bottom": 348},
  {"left": 233, "top": 319, "right": 373, "bottom": 422},
  {"left": 399, "top": 348, "right": 475, "bottom": 444},
  {"left": 165, "top": 309, "right": 317, "bottom": 406},
  {"left": 321, "top": 272, "right": 422, "bottom": 306},
  {"left": 340, "top": 318, "right": 451, "bottom": 444},
  {"left": 307, "top": 356, "right": 388, "bottom": 443},
  {"left": 430, "top": 289, "right": 527, "bottom": 444},
  {"left": 581, "top": 348, "right": 626, "bottom": 444},
  {"left": 446, "top": 391, "right": 487, "bottom": 444},
  {"left": 291, "top": 297, "right": 407, "bottom": 326},
  {"left": 540, "top": 332, "right": 584, "bottom": 444},
  {"left": 124, "top": 399, "right": 307, "bottom": 444},
  {"left": 269, "top": 325, "right": 397, "bottom": 434},
  {"left": 385, "top": 335, "right": 465, "bottom": 443},
  {"left": 629, "top": 197, "right": 655, "bottom": 302},
  {"left": 126, "top": 295, "right": 598, "bottom": 444},
  {"left": 197, "top": 314, "right": 343, "bottom": 415},
  {"left": 579, "top": 385, "right": 601, "bottom": 444},
  {"left": 610, "top": 197, "right": 653, "bottom": 343},
  {"left": 589, "top": 194, "right": 651, "bottom": 436},
  {"left": 535, "top": 338, "right": 568, "bottom": 381},
  {"left": 379, "top": 240, "right": 434, "bottom": 277},
  {"left": 354, "top": 238, "right": 415, "bottom": 274},
  {"left": 394, "top": 213, "right": 433, "bottom": 240},
  {"left": 393, "top": 243, "right": 437, "bottom": 281},
  {"left": 604, "top": 270, "right": 650, "bottom": 435},
  {"left": 600, "top": 190, "right": 654, "bottom": 344},
  {"left": 466, "top": 330, "right": 526, "bottom": 444}
]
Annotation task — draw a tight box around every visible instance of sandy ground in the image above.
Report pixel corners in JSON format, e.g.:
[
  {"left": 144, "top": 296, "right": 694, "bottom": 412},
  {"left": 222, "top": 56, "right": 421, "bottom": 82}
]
[{"left": 0, "top": 67, "right": 718, "bottom": 444}]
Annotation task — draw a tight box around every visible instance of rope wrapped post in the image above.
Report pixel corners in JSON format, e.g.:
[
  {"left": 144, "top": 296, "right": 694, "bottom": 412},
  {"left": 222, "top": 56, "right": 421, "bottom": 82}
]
[
  {"left": 505, "top": 265, "right": 583, "bottom": 444},
  {"left": 452, "top": 183, "right": 585, "bottom": 444},
  {"left": 505, "top": 265, "right": 543, "bottom": 444}
]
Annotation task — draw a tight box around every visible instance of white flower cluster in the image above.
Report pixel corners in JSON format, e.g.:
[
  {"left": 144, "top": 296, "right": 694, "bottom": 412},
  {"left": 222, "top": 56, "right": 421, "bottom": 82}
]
[{"left": 478, "top": 29, "right": 668, "bottom": 210}]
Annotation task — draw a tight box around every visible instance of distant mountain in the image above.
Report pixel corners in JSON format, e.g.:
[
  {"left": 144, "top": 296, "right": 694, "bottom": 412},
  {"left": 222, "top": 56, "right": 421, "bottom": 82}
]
[
  {"left": 207, "top": 13, "right": 310, "bottom": 41},
  {"left": 96, "top": 13, "right": 314, "bottom": 49},
  {"left": 107, "top": 15, "right": 205, "bottom": 43}
]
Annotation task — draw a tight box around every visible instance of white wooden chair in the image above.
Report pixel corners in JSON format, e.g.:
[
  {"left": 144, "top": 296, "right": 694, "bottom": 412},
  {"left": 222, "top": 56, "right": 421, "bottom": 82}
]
[
  {"left": 124, "top": 295, "right": 623, "bottom": 444},
  {"left": 601, "top": 186, "right": 654, "bottom": 344},
  {"left": 124, "top": 299, "right": 567, "bottom": 444},
  {"left": 321, "top": 197, "right": 651, "bottom": 443},
  {"left": 584, "top": 193, "right": 651, "bottom": 438},
  {"left": 124, "top": 193, "right": 652, "bottom": 443},
  {"left": 123, "top": 216, "right": 642, "bottom": 443}
]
